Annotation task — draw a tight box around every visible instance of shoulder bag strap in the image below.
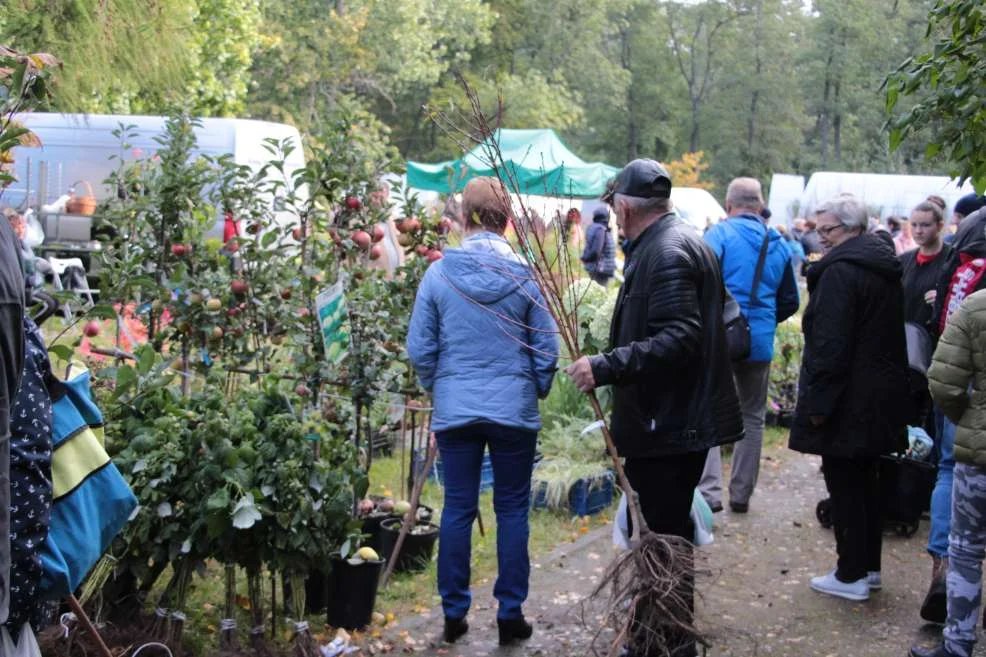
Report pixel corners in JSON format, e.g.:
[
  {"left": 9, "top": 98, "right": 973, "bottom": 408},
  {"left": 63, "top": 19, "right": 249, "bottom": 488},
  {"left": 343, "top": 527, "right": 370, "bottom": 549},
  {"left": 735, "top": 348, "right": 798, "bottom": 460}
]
[{"left": 749, "top": 227, "right": 771, "bottom": 308}]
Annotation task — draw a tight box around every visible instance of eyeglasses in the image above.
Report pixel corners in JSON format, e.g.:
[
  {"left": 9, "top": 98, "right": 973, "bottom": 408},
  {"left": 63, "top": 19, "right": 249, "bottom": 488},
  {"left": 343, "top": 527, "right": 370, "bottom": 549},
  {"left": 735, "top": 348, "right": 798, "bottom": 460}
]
[{"left": 817, "top": 223, "right": 846, "bottom": 238}]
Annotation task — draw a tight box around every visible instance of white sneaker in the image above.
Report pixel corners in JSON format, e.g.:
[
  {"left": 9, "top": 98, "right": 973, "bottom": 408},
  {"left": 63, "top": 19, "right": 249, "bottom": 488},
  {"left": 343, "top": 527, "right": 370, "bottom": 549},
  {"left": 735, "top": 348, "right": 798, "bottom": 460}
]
[
  {"left": 867, "top": 571, "right": 881, "bottom": 591},
  {"left": 810, "top": 570, "right": 869, "bottom": 601}
]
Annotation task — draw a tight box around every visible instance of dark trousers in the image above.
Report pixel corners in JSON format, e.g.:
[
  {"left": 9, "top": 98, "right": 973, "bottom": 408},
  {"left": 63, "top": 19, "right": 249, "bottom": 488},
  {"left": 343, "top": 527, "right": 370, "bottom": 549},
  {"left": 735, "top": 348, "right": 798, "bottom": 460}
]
[
  {"left": 821, "top": 455, "right": 882, "bottom": 582},
  {"left": 625, "top": 450, "right": 707, "bottom": 657},
  {"left": 435, "top": 423, "right": 537, "bottom": 621}
]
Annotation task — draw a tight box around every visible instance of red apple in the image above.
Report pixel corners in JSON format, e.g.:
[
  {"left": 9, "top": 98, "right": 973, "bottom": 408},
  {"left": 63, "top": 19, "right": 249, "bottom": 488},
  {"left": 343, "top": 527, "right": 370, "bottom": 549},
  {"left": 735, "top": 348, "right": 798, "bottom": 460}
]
[
  {"left": 210, "top": 326, "right": 224, "bottom": 340},
  {"left": 295, "top": 384, "right": 312, "bottom": 397},
  {"left": 426, "top": 249, "right": 444, "bottom": 262},
  {"left": 292, "top": 227, "right": 304, "bottom": 241},
  {"left": 226, "top": 307, "right": 239, "bottom": 318},
  {"left": 82, "top": 320, "right": 101, "bottom": 337},
  {"left": 280, "top": 288, "right": 292, "bottom": 300},
  {"left": 345, "top": 196, "right": 361, "bottom": 210},
  {"left": 403, "top": 218, "right": 421, "bottom": 233},
  {"left": 415, "top": 245, "right": 429, "bottom": 256},
  {"left": 170, "top": 243, "right": 187, "bottom": 257},
  {"left": 352, "top": 230, "right": 371, "bottom": 249},
  {"left": 299, "top": 307, "right": 311, "bottom": 318},
  {"left": 231, "top": 279, "right": 249, "bottom": 295},
  {"left": 371, "top": 225, "right": 385, "bottom": 243},
  {"left": 369, "top": 245, "right": 382, "bottom": 260}
]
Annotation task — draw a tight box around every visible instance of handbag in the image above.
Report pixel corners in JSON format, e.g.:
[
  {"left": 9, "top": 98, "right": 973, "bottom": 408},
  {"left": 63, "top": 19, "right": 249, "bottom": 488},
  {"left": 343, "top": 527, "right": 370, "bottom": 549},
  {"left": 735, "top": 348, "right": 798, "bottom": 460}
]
[
  {"left": 723, "top": 225, "right": 771, "bottom": 361},
  {"left": 40, "top": 365, "right": 137, "bottom": 598}
]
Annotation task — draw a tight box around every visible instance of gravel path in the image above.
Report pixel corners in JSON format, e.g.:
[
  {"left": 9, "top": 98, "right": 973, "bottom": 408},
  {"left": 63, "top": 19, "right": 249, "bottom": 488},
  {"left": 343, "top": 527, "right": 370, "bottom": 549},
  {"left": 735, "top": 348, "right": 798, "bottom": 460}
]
[{"left": 373, "top": 447, "right": 984, "bottom": 657}]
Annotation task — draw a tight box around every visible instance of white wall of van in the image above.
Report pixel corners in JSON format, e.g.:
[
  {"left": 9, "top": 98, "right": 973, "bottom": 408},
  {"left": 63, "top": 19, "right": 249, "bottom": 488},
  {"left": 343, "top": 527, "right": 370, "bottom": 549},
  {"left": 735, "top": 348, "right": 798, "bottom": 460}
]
[{"left": 4, "top": 113, "right": 307, "bottom": 239}]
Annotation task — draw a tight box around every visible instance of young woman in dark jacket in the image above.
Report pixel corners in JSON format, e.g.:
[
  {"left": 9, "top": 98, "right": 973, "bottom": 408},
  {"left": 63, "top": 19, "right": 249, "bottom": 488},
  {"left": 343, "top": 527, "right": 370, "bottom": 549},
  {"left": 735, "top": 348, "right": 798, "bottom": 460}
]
[{"left": 790, "top": 195, "right": 909, "bottom": 602}]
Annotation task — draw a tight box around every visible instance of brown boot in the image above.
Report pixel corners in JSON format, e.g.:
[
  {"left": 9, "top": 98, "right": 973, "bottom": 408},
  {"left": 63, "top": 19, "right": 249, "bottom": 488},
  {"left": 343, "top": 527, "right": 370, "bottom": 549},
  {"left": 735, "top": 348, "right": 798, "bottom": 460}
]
[{"left": 920, "top": 555, "right": 947, "bottom": 623}]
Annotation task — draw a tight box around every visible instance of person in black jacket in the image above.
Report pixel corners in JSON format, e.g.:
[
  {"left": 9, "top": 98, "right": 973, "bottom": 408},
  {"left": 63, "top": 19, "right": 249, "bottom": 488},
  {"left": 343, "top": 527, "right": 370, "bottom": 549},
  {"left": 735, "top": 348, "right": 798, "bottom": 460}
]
[
  {"left": 901, "top": 201, "right": 951, "bottom": 330},
  {"left": 790, "top": 194, "right": 909, "bottom": 603},
  {"left": 565, "top": 159, "right": 742, "bottom": 657},
  {"left": 580, "top": 206, "right": 616, "bottom": 286}
]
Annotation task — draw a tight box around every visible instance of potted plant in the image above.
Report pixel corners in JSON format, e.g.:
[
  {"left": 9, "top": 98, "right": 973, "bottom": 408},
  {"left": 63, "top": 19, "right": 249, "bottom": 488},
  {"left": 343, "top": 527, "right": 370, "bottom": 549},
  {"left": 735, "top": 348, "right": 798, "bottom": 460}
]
[{"left": 532, "top": 416, "right": 614, "bottom": 516}]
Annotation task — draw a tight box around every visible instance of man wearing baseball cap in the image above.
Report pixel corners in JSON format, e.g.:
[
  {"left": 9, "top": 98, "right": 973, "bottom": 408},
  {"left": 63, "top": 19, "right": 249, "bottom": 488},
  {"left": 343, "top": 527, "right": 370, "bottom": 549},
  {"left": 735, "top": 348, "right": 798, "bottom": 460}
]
[{"left": 566, "top": 159, "right": 742, "bottom": 657}]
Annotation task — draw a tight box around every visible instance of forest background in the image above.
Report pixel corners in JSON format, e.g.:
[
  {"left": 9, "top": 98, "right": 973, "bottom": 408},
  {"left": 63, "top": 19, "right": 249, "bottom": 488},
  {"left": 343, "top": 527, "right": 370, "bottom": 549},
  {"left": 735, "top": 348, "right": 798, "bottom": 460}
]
[{"left": 0, "top": 0, "right": 954, "bottom": 191}]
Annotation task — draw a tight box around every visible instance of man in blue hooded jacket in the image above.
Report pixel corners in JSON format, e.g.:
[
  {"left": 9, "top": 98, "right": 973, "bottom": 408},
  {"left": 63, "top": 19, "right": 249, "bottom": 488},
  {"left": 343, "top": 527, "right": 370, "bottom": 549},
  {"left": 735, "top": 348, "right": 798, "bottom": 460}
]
[{"left": 698, "top": 177, "right": 799, "bottom": 513}]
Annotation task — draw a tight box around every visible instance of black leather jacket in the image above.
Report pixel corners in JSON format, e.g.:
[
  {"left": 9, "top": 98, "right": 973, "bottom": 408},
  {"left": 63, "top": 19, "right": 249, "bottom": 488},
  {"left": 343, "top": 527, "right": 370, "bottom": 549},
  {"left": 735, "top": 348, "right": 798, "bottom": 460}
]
[{"left": 590, "top": 214, "right": 743, "bottom": 458}]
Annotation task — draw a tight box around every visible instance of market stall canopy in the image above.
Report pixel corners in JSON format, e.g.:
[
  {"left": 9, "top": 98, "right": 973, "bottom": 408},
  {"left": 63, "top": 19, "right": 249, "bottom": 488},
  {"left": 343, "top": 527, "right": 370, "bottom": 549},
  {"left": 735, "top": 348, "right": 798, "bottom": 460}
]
[{"left": 407, "top": 129, "right": 619, "bottom": 198}]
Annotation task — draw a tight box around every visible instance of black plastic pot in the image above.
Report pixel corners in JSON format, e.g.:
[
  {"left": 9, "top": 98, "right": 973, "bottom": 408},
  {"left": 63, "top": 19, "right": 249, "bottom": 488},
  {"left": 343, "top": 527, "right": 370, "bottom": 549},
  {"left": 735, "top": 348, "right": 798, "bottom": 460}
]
[
  {"left": 379, "top": 518, "right": 439, "bottom": 574},
  {"left": 361, "top": 504, "right": 434, "bottom": 553},
  {"left": 326, "top": 555, "right": 384, "bottom": 630}
]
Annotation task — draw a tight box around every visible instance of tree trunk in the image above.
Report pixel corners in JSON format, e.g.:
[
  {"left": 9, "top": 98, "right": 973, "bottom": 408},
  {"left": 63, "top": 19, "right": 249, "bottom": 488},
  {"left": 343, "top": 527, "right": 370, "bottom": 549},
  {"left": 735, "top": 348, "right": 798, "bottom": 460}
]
[
  {"left": 833, "top": 80, "right": 842, "bottom": 163},
  {"left": 690, "top": 99, "right": 701, "bottom": 153}
]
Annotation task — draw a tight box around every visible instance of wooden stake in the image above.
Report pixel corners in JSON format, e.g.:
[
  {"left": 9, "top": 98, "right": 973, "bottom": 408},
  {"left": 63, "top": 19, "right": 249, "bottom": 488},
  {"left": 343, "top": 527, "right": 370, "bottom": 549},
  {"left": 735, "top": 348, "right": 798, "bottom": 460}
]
[
  {"left": 380, "top": 440, "right": 437, "bottom": 589},
  {"left": 67, "top": 594, "right": 113, "bottom": 657}
]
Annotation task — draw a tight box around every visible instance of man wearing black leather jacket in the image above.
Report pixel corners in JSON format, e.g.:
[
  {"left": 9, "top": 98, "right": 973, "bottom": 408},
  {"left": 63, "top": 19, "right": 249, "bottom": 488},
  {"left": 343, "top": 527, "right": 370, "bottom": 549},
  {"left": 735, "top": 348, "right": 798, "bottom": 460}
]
[{"left": 566, "top": 159, "right": 743, "bottom": 657}]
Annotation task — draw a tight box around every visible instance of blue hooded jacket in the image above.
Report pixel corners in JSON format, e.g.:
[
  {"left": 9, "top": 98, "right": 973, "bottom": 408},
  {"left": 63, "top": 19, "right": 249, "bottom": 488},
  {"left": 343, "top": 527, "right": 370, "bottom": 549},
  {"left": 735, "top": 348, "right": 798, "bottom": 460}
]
[
  {"left": 704, "top": 214, "right": 800, "bottom": 362},
  {"left": 406, "top": 232, "right": 559, "bottom": 432}
]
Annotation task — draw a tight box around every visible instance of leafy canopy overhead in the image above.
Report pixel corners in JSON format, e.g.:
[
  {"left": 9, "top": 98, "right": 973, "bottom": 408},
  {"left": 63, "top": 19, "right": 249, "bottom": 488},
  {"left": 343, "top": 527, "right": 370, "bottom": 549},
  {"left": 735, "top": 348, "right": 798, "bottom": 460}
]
[{"left": 887, "top": 0, "right": 986, "bottom": 193}]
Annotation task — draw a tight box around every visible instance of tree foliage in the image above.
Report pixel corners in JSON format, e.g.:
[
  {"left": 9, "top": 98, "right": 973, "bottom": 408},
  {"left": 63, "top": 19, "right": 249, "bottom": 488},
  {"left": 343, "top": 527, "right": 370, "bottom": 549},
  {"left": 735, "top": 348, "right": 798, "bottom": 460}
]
[
  {"left": 887, "top": 0, "right": 986, "bottom": 192},
  {"left": 1, "top": 0, "right": 963, "bottom": 192}
]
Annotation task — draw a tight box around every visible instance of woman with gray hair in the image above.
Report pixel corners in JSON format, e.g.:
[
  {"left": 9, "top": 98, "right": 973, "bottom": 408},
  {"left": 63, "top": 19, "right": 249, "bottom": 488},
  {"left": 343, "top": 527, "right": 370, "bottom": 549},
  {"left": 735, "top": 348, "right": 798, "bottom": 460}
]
[{"left": 789, "top": 194, "right": 910, "bottom": 601}]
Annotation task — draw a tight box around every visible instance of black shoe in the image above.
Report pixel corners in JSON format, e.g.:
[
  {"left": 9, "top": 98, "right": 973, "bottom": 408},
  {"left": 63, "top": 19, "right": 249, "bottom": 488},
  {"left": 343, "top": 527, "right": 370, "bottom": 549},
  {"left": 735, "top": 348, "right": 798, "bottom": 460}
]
[
  {"left": 443, "top": 616, "right": 468, "bottom": 643},
  {"left": 910, "top": 643, "right": 961, "bottom": 657},
  {"left": 920, "top": 577, "right": 947, "bottom": 623},
  {"left": 709, "top": 502, "right": 723, "bottom": 513},
  {"left": 729, "top": 501, "right": 749, "bottom": 514},
  {"left": 497, "top": 617, "right": 533, "bottom": 645}
]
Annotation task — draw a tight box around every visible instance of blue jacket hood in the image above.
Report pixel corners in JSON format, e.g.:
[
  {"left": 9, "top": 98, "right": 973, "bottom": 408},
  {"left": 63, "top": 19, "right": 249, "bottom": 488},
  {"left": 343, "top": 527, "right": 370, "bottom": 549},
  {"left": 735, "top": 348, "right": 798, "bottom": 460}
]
[{"left": 441, "top": 233, "right": 531, "bottom": 304}]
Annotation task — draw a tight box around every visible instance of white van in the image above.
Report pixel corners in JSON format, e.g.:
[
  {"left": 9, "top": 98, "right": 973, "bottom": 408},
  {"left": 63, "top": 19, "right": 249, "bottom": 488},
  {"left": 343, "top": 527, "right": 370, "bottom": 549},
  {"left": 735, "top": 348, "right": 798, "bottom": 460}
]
[{"left": 4, "top": 113, "right": 306, "bottom": 244}]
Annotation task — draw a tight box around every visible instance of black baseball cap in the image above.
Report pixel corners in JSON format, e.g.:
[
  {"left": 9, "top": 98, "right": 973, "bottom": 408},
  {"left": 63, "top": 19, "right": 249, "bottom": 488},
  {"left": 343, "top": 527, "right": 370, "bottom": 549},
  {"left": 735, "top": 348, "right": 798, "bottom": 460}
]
[{"left": 602, "top": 159, "right": 672, "bottom": 203}]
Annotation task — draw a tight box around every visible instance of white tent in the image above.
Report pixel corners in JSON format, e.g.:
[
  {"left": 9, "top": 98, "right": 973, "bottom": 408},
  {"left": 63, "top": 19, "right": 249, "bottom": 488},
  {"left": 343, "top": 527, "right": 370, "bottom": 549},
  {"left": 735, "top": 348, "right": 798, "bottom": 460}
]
[
  {"left": 767, "top": 174, "right": 806, "bottom": 225},
  {"left": 799, "top": 172, "right": 975, "bottom": 220}
]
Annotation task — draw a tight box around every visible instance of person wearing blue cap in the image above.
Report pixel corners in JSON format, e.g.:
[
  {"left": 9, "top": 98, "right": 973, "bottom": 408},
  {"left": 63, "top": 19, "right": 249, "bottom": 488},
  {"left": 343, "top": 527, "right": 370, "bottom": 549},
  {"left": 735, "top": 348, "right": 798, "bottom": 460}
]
[{"left": 580, "top": 206, "right": 616, "bottom": 286}]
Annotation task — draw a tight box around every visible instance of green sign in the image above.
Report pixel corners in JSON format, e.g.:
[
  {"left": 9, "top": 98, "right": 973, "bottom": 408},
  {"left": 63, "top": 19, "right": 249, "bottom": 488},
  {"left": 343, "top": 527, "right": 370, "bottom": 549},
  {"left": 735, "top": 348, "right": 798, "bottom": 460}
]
[{"left": 316, "top": 281, "right": 350, "bottom": 364}]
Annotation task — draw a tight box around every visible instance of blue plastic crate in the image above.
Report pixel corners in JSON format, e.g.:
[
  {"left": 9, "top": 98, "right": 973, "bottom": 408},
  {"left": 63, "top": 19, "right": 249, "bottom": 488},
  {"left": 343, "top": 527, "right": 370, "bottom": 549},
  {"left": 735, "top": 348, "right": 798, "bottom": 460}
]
[
  {"left": 413, "top": 448, "right": 494, "bottom": 492},
  {"left": 569, "top": 472, "right": 614, "bottom": 516},
  {"left": 531, "top": 470, "right": 614, "bottom": 516}
]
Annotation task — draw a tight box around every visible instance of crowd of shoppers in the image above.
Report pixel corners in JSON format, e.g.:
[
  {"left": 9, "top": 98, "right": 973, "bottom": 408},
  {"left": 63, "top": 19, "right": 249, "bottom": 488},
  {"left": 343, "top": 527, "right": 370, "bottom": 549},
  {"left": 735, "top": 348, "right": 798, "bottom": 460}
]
[{"left": 405, "top": 159, "right": 986, "bottom": 657}]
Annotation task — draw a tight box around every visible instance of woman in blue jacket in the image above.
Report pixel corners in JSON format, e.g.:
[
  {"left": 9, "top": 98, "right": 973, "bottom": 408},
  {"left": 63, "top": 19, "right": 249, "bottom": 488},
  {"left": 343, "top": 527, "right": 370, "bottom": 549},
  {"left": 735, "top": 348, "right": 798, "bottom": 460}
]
[{"left": 406, "top": 177, "right": 559, "bottom": 646}]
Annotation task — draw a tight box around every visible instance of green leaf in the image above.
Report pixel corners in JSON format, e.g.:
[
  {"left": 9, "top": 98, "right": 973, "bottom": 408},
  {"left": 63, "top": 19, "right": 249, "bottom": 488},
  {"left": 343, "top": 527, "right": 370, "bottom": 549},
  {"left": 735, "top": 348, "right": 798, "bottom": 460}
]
[
  {"left": 206, "top": 487, "right": 231, "bottom": 511},
  {"left": 115, "top": 365, "right": 138, "bottom": 394},
  {"left": 87, "top": 304, "right": 120, "bottom": 320},
  {"left": 47, "top": 344, "right": 75, "bottom": 363},
  {"left": 136, "top": 344, "right": 156, "bottom": 376}
]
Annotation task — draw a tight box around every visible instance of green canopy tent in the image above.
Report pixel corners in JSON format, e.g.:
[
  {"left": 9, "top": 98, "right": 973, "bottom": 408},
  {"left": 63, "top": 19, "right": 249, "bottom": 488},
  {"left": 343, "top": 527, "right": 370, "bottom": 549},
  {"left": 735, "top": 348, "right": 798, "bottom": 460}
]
[{"left": 406, "top": 128, "right": 619, "bottom": 199}]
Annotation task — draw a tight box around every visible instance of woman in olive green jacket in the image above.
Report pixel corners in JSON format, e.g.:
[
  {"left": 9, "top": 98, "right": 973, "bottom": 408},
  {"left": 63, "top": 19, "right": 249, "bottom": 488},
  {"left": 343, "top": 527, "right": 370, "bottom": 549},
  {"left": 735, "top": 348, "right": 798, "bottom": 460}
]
[{"left": 914, "top": 289, "right": 986, "bottom": 657}]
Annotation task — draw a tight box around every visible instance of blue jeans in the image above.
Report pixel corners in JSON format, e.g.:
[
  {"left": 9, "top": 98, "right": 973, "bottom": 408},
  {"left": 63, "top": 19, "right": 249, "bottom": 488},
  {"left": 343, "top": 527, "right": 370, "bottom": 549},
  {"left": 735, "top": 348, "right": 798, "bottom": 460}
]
[
  {"left": 435, "top": 423, "right": 537, "bottom": 621},
  {"left": 929, "top": 416, "right": 957, "bottom": 558}
]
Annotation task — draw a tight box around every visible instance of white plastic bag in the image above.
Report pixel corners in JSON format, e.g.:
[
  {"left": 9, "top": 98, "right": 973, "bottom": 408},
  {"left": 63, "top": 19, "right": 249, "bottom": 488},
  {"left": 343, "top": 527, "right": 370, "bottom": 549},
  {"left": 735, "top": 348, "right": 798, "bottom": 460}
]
[
  {"left": 611, "top": 490, "right": 714, "bottom": 549},
  {"left": 0, "top": 624, "right": 43, "bottom": 657}
]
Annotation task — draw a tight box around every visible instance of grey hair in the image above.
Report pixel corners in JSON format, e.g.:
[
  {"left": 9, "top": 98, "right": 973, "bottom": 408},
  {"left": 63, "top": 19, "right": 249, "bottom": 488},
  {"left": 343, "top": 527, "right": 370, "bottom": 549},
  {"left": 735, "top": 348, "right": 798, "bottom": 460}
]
[
  {"left": 614, "top": 193, "right": 673, "bottom": 217},
  {"left": 725, "top": 177, "right": 764, "bottom": 211},
  {"left": 815, "top": 194, "right": 868, "bottom": 233}
]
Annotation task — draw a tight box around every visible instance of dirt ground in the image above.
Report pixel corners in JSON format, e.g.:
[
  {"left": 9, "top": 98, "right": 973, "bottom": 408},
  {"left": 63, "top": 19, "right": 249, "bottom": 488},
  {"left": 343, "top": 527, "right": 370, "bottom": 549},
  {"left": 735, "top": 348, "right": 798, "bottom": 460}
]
[{"left": 374, "top": 446, "right": 986, "bottom": 657}]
